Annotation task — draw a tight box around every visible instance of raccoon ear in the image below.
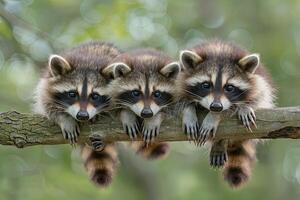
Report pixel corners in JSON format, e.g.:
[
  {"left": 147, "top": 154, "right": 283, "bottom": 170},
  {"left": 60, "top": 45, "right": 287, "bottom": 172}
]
[
  {"left": 102, "top": 62, "right": 132, "bottom": 79},
  {"left": 48, "top": 54, "right": 72, "bottom": 77},
  {"left": 160, "top": 62, "right": 181, "bottom": 78},
  {"left": 238, "top": 54, "right": 260, "bottom": 74},
  {"left": 179, "top": 50, "right": 203, "bottom": 70}
]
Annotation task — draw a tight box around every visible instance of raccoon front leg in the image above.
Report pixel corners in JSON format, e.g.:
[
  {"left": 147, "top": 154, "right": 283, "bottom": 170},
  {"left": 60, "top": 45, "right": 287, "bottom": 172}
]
[
  {"left": 198, "top": 112, "right": 221, "bottom": 146},
  {"left": 237, "top": 105, "right": 256, "bottom": 132},
  {"left": 142, "top": 112, "right": 163, "bottom": 144},
  {"left": 182, "top": 104, "right": 200, "bottom": 142},
  {"left": 54, "top": 114, "right": 80, "bottom": 145},
  {"left": 119, "top": 109, "right": 140, "bottom": 139},
  {"left": 210, "top": 139, "right": 228, "bottom": 168}
]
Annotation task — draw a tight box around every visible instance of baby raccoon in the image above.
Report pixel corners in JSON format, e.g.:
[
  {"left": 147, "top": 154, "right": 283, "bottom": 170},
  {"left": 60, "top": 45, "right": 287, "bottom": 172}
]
[
  {"left": 178, "top": 40, "right": 275, "bottom": 188},
  {"left": 34, "top": 41, "right": 120, "bottom": 187},
  {"left": 102, "top": 49, "right": 181, "bottom": 144},
  {"left": 34, "top": 41, "right": 119, "bottom": 143}
]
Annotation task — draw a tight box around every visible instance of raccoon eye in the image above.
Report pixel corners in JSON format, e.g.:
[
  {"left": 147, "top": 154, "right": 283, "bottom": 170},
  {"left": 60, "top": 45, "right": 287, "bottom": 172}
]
[
  {"left": 224, "top": 84, "right": 236, "bottom": 92},
  {"left": 91, "top": 93, "right": 101, "bottom": 101},
  {"left": 131, "top": 90, "right": 141, "bottom": 97},
  {"left": 201, "top": 82, "right": 212, "bottom": 90},
  {"left": 67, "top": 91, "right": 77, "bottom": 98},
  {"left": 153, "top": 91, "right": 161, "bottom": 98}
]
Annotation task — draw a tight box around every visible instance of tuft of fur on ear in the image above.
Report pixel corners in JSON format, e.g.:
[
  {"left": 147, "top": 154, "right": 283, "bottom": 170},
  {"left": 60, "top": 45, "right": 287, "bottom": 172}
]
[
  {"left": 160, "top": 62, "right": 181, "bottom": 78},
  {"left": 238, "top": 54, "right": 260, "bottom": 74},
  {"left": 48, "top": 54, "right": 72, "bottom": 77},
  {"left": 179, "top": 50, "right": 203, "bottom": 70},
  {"left": 102, "top": 62, "right": 132, "bottom": 79}
]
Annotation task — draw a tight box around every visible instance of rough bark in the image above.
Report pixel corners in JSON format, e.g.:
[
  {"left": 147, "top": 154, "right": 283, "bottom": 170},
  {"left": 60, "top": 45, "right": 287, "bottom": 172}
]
[{"left": 0, "top": 107, "right": 299, "bottom": 148}]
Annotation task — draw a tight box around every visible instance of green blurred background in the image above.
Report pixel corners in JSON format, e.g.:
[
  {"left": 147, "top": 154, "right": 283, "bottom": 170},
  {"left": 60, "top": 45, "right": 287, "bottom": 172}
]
[{"left": 0, "top": 0, "right": 300, "bottom": 200}]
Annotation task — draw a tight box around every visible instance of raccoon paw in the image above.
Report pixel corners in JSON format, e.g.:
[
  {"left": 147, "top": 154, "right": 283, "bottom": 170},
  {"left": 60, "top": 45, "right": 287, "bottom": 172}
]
[
  {"left": 142, "top": 125, "right": 160, "bottom": 145},
  {"left": 120, "top": 110, "right": 140, "bottom": 139},
  {"left": 89, "top": 134, "right": 105, "bottom": 151},
  {"left": 183, "top": 121, "right": 200, "bottom": 143},
  {"left": 123, "top": 121, "right": 140, "bottom": 139},
  {"left": 182, "top": 105, "right": 199, "bottom": 143},
  {"left": 210, "top": 150, "right": 228, "bottom": 168},
  {"left": 237, "top": 106, "right": 257, "bottom": 132},
  {"left": 60, "top": 120, "right": 80, "bottom": 145},
  {"left": 198, "top": 116, "right": 219, "bottom": 146},
  {"left": 198, "top": 128, "right": 216, "bottom": 146}
]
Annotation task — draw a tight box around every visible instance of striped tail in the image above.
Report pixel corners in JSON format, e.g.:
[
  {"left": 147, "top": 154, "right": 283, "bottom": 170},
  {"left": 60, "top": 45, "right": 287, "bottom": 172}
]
[
  {"left": 130, "top": 141, "right": 170, "bottom": 160},
  {"left": 80, "top": 143, "right": 118, "bottom": 187},
  {"left": 223, "top": 139, "right": 257, "bottom": 188}
]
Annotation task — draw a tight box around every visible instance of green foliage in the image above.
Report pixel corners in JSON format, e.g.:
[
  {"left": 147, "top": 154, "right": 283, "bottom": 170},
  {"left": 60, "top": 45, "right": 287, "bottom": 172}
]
[{"left": 0, "top": 0, "right": 300, "bottom": 199}]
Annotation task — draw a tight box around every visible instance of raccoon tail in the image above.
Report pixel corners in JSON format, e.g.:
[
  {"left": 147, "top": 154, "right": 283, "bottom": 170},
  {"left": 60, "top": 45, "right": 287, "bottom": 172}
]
[
  {"left": 80, "top": 143, "right": 118, "bottom": 187},
  {"left": 130, "top": 141, "right": 170, "bottom": 160},
  {"left": 223, "top": 139, "right": 257, "bottom": 188}
]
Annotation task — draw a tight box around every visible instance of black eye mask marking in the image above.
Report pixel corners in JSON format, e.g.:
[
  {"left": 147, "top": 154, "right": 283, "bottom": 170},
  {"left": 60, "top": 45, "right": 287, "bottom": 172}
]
[
  {"left": 186, "top": 82, "right": 212, "bottom": 98},
  {"left": 90, "top": 92, "right": 110, "bottom": 108},
  {"left": 53, "top": 90, "right": 78, "bottom": 107},
  {"left": 117, "top": 90, "right": 142, "bottom": 104},
  {"left": 53, "top": 89, "right": 110, "bottom": 110},
  {"left": 224, "top": 84, "right": 247, "bottom": 102},
  {"left": 152, "top": 90, "right": 173, "bottom": 106}
]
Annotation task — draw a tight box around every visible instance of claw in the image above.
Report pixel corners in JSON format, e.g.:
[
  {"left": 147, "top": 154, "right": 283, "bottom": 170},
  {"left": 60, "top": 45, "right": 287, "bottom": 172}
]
[
  {"left": 198, "top": 126, "right": 209, "bottom": 146},
  {"left": 210, "top": 140, "right": 228, "bottom": 168},
  {"left": 238, "top": 106, "right": 257, "bottom": 132},
  {"left": 248, "top": 114, "right": 257, "bottom": 128},
  {"left": 63, "top": 130, "right": 68, "bottom": 140},
  {"left": 59, "top": 118, "right": 80, "bottom": 145},
  {"left": 142, "top": 122, "right": 161, "bottom": 144},
  {"left": 183, "top": 122, "right": 199, "bottom": 143},
  {"left": 75, "top": 126, "right": 80, "bottom": 136},
  {"left": 135, "top": 124, "right": 139, "bottom": 134},
  {"left": 210, "top": 151, "right": 228, "bottom": 168},
  {"left": 123, "top": 121, "right": 139, "bottom": 140},
  {"left": 251, "top": 111, "right": 257, "bottom": 121},
  {"left": 130, "top": 128, "right": 133, "bottom": 138}
]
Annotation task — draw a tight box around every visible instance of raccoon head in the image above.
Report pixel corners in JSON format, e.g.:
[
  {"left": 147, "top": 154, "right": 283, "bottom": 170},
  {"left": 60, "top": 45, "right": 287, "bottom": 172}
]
[
  {"left": 180, "top": 49, "right": 259, "bottom": 112},
  {"left": 103, "top": 59, "right": 180, "bottom": 118},
  {"left": 47, "top": 54, "right": 111, "bottom": 121}
]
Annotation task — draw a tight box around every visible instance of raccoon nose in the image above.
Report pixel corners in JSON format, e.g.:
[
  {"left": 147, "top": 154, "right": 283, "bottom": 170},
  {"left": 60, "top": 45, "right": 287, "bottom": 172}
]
[
  {"left": 210, "top": 102, "right": 223, "bottom": 112},
  {"left": 141, "top": 108, "right": 153, "bottom": 118},
  {"left": 76, "top": 111, "right": 89, "bottom": 121}
]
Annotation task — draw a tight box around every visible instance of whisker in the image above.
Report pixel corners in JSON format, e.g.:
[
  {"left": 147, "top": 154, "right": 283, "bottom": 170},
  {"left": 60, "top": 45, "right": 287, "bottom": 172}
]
[
  {"left": 161, "top": 100, "right": 174, "bottom": 108},
  {"left": 184, "top": 89, "right": 202, "bottom": 99},
  {"left": 105, "top": 106, "right": 124, "bottom": 111},
  {"left": 115, "top": 99, "right": 133, "bottom": 105},
  {"left": 115, "top": 102, "right": 131, "bottom": 107},
  {"left": 233, "top": 89, "right": 250, "bottom": 100},
  {"left": 52, "top": 100, "right": 68, "bottom": 107}
]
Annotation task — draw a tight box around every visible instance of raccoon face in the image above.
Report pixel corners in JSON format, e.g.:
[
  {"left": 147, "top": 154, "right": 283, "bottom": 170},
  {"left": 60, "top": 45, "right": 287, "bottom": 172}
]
[
  {"left": 48, "top": 55, "right": 111, "bottom": 121},
  {"left": 180, "top": 50, "right": 259, "bottom": 112},
  {"left": 103, "top": 61, "right": 180, "bottom": 118}
]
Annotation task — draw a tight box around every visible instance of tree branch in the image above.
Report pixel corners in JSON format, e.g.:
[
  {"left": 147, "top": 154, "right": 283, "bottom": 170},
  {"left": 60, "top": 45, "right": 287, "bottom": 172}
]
[{"left": 0, "top": 107, "right": 300, "bottom": 148}]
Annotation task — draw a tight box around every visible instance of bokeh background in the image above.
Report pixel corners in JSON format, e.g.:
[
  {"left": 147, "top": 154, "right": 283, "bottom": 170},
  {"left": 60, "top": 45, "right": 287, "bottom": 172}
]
[{"left": 0, "top": 0, "right": 300, "bottom": 200}]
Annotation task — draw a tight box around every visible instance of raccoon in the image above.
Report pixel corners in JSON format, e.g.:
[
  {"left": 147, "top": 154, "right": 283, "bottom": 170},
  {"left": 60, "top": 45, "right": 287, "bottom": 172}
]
[
  {"left": 33, "top": 41, "right": 120, "bottom": 187},
  {"left": 178, "top": 40, "right": 275, "bottom": 188},
  {"left": 102, "top": 49, "right": 180, "bottom": 155}
]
